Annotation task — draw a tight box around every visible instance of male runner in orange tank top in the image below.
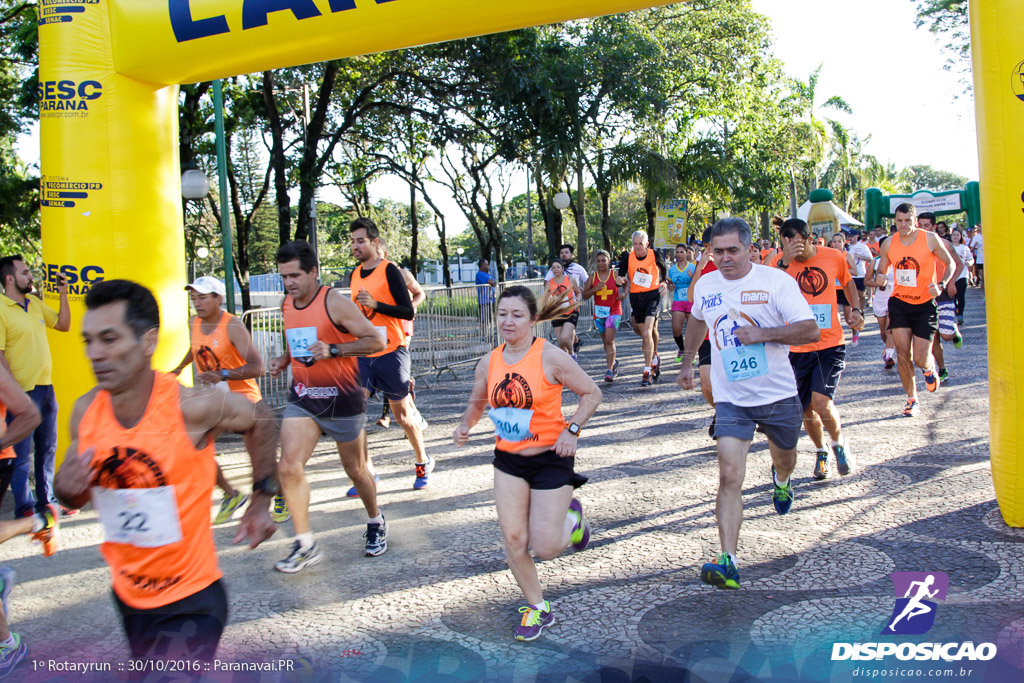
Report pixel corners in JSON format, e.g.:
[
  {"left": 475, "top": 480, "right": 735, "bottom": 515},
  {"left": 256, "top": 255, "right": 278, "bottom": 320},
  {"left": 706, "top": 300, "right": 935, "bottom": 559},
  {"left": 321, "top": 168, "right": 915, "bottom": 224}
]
[
  {"left": 54, "top": 280, "right": 279, "bottom": 663},
  {"left": 267, "top": 240, "right": 388, "bottom": 572},
  {"left": 873, "top": 203, "right": 954, "bottom": 417},
  {"left": 349, "top": 218, "right": 434, "bottom": 490},
  {"left": 171, "top": 276, "right": 267, "bottom": 525}
]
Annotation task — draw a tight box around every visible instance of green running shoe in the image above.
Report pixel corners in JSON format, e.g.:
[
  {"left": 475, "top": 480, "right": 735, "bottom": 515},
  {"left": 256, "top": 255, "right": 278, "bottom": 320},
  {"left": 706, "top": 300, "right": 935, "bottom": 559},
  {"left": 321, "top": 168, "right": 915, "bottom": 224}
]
[
  {"left": 700, "top": 553, "right": 740, "bottom": 590},
  {"left": 214, "top": 491, "right": 249, "bottom": 525},
  {"left": 953, "top": 331, "right": 963, "bottom": 349},
  {"left": 771, "top": 465, "right": 795, "bottom": 515},
  {"left": 272, "top": 494, "right": 291, "bottom": 523}
]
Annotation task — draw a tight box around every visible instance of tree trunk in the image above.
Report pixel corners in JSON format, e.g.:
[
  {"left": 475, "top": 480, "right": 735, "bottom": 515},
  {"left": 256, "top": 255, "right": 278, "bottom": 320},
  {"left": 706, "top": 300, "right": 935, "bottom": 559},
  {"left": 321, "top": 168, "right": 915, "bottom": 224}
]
[
  {"left": 759, "top": 209, "right": 770, "bottom": 239},
  {"left": 575, "top": 145, "right": 587, "bottom": 269},
  {"left": 600, "top": 190, "right": 612, "bottom": 253},
  {"left": 408, "top": 180, "right": 419, "bottom": 275},
  {"left": 536, "top": 175, "right": 561, "bottom": 261},
  {"left": 261, "top": 72, "right": 291, "bottom": 245}
]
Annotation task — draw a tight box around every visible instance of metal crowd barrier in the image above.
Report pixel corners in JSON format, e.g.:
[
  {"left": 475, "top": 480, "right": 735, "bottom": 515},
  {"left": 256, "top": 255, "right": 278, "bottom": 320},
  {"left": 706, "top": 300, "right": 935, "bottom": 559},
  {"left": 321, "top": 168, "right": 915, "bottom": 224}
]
[{"left": 239, "top": 277, "right": 671, "bottom": 406}]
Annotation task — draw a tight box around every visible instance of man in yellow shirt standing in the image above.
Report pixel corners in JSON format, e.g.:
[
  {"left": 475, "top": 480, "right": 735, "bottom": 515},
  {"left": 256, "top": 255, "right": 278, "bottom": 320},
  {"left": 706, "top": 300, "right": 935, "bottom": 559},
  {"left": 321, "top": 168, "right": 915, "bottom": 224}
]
[{"left": 0, "top": 256, "right": 70, "bottom": 518}]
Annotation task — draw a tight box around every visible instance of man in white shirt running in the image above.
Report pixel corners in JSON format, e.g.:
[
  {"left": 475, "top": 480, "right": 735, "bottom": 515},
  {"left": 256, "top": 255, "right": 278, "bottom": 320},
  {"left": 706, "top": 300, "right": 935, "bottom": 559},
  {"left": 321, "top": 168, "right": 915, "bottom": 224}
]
[{"left": 676, "top": 218, "right": 819, "bottom": 590}]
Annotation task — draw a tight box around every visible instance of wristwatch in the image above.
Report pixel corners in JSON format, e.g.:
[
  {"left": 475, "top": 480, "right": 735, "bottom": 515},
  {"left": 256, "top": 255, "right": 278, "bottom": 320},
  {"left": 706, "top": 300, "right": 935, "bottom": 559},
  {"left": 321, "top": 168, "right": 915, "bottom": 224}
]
[
  {"left": 220, "top": 369, "right": 230, "bottom": 380},
  {"left": 566, "top": 422, "right": 582, "bottom": 436},
  {"left": 253, "top": 476, "right": 280, "bottom": 497},
  {"left": 329, "top": 344, "right": 339, "bottom": 358}
]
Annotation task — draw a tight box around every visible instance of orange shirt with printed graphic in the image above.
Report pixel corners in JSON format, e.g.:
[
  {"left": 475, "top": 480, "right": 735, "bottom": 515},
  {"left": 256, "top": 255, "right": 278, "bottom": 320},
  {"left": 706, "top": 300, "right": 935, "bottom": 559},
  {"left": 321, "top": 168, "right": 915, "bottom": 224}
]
[
  {"left": 190, "top": 312, "right": 261, "bottom": 403},
  {"left": 487, "top": 338, "right": 565, "bottom": 453}
]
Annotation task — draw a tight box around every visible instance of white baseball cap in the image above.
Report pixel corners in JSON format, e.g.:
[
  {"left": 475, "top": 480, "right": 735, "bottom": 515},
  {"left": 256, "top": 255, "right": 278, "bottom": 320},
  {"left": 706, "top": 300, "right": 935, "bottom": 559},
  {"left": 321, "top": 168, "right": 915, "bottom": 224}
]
[{"left": 184, "top": 276, "right": 226, "bottom": 298}]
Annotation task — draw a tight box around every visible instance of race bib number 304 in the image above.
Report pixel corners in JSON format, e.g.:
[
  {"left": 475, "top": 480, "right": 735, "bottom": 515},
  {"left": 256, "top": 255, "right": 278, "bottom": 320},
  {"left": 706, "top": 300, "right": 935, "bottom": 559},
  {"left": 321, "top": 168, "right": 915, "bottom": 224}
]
[{"left": 92, "top": 486, "right": 184, "bottom": 548}]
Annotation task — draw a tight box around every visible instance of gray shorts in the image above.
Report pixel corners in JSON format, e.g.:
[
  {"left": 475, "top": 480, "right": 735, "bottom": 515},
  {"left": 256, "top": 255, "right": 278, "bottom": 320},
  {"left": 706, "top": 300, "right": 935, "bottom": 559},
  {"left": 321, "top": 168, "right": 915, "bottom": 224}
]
[
  {"left": 713, "top": 397, "right": 803, "bottom": 450},
  {"left": 283, "top": 402, "right": 365, "bottom": 443}
]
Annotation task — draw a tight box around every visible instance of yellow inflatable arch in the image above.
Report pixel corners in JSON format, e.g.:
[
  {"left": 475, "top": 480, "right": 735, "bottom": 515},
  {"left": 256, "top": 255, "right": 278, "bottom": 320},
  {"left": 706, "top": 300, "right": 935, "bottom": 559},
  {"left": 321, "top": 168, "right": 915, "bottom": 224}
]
[{"left": 38, "top": 0, "right": 1022, "bottom": 526}]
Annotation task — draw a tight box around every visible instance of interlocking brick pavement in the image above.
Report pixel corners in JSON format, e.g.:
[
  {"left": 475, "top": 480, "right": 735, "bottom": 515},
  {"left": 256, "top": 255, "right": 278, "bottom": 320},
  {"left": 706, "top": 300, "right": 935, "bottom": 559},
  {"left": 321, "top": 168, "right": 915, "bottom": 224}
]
[{"left": 2, "top": 288, "right": 1021, "bottom": 682}]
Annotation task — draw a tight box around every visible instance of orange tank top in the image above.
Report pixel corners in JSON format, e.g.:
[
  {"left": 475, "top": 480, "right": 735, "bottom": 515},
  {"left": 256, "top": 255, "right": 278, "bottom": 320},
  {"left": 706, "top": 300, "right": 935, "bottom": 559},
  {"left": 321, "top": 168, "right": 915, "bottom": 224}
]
[
  {"left": 487, "top": 338, "right": 565, "bottom": 453},
  {"left": 889, "top": 230, "right": 936, "bottom": 303},
  {"left": 283, "top": 285, "right": 365, "bottom": 418},
  {"left": 190, "top": 312, "right": 261, "bottom": 403},
  {"left": 80, "top": 372, "right": 220, "bottom": 609},
  {"left": 628, "top": 249, "right": 660, "bottom": 293},
  {"left": 350, "top": 260, "right": 406, "bottom": 357},
  {"left": 548, "top": 274, "right": 577, "bottom": 304}
]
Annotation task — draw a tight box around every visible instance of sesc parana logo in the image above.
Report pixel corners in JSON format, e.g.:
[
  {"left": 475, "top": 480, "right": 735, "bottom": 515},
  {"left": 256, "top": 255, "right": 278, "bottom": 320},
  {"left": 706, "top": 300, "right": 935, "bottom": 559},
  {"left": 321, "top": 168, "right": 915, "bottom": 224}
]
[
  {"left": 38, "top": 79, "right": 102, "bottom": 115},
  {"left": 831, "top": 571, "right": 997, "bottom": 663}
]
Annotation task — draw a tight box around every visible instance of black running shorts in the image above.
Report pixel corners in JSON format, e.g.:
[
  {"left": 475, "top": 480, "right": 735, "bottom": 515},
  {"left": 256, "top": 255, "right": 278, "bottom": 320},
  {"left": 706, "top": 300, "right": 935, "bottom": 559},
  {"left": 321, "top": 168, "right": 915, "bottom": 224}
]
[
  {"left": 493, "top": 449, "right": 586, "bottom": 490},
  {"left": 629, "top": 290, "right": 661, "bottom": 324},
  {"left": 887, "top": 297, "right": 938, "bottom": 341},
  {"left": 789, "top": 345, "right": 846, "bottom": 410}
]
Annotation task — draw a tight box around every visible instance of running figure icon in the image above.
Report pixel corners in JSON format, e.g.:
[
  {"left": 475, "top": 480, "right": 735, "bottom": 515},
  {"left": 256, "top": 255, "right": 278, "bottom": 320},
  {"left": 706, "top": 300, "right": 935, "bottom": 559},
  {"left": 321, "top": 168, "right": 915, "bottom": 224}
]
[{"left": 882, "top": 571, "right": 948, "bottom": 635}]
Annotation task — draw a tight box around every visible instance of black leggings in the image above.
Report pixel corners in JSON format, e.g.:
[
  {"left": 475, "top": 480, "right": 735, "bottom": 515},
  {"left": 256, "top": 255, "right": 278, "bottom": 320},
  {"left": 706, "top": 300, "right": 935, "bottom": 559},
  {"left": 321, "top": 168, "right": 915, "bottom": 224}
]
[{"left": 955, "top": 278, "right": 967, "bottom": 317}]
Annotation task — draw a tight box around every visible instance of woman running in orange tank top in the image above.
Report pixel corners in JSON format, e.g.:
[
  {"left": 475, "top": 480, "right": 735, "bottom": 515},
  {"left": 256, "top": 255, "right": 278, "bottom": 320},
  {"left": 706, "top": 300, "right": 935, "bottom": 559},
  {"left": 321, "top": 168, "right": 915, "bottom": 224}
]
[
  {"left": 539, "top": 259, "right": 582, "bottom": 358},
  {"left": 452, "top": 285, "right": 601, "bottom": 642}
]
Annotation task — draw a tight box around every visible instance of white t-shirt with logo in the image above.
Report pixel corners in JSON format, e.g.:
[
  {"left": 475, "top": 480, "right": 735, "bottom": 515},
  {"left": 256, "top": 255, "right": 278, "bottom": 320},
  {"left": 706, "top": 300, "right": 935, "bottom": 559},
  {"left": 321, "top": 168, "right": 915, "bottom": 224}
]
[
  {"left": 692, "top": 264, "right": 814, "bottom": 407},
  {"left": 850, "top": 242, "right": 873, "bottom": 278}
]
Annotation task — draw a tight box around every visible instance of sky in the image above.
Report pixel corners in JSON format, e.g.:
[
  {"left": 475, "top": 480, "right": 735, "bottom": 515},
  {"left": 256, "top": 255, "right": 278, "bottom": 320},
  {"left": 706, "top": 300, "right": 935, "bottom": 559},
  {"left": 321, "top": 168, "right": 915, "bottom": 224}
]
[{"left": 17, "top": 0, "right": 979, "bottom": 239}]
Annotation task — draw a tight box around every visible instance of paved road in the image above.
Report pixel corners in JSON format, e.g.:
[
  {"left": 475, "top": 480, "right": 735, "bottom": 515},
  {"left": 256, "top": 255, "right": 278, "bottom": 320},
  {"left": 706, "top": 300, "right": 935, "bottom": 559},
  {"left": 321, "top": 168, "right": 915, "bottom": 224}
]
[{"left": 3, "top": 287, "right": 1021, "bottom": 682}]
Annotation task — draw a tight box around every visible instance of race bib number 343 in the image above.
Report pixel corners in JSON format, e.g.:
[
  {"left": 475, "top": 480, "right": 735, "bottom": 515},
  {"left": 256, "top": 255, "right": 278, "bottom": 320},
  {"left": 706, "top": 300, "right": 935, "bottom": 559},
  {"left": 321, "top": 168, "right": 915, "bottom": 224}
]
[{"left": 92, "top": 486, "right": 184, "bottom": 548}]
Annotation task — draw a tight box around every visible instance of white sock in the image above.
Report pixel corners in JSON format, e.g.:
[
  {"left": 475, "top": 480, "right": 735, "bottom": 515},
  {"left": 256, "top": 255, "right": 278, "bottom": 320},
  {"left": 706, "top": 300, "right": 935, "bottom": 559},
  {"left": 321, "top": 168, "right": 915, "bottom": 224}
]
[
  {"left": 831, "top": 438, "right": 841, "bottom": 448},
  {"left": 725, "top": 552, "right": 738, "bottom": 566},
  {"left": 644, "top": 366, "right": 651, "bottom": 374},
  {"left": 651, "top": 355, "right": 659, "bottom": 366},
  {"left": 367, "top": 514, "right": 383, "bottom": 525},
  {"left": 295, "top": 532, "right": 314, "bottom": 549},
  {"left": 31, "top": 514, "right": 45, "bottom": 533},
  {"left": 531, "top": 601, "right": 548, "bottom": 612},
  {"left": 0, "top": 634, "right": 14, "bottom": 648},
  {"left": 773, "top": 470, "right": 789, "bottom": 487}
]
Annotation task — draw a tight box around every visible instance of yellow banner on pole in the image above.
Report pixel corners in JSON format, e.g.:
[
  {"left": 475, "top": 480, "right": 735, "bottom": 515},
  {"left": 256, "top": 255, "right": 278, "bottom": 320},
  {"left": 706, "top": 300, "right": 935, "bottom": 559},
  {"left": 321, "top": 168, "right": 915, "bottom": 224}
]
[{"left": 653, "top": 199, "right": 688, "bottom": 248}]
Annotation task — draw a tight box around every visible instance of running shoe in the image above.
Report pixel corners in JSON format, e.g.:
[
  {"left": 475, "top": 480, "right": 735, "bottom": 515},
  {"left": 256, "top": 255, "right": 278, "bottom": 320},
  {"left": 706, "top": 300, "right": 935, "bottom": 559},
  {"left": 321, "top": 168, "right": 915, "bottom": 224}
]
[
  {"left": 275, "top": 540, "right": 322, "bottom": 573},
  {"left": 346, "top": 475, "right": 381, "bottom": 498},
  {"left": 59, "top": 506, "right": 80, "bottom": 517},
  {"left": 514, "top": 602, "right": 554, "bottom": 641},
  {"left": 938, "top": 368, "right": 950, "bottom": 383},
  {"left": 953, "top": 331, "right": 963, "bottom": 349},
  {"left": 364, "top": 516, "right": 388, "bottom": 556},
  {"left": 651, "top": 355, "right": 661, "bottom": 382},
  {"left": 884, "top": 352, "right": 896, "bottom": 370},
  {"left": 903, "top": 398, "right": 919, "bottom": 417},
  {"left": 700, "top": 553, "right": 740, "bottom": 590},
  {"left": 834, "top": 437, "right": 853, "bottom": 476},
  {"left": 0, "top": 566, "right": 15, "bottom": 621},
  {"left": 567, "top": 498, "right": 591, "bottom": 552},
  {"left": 956, "top": 315, "right": 964, "bottom": 326},
  {"left": 611, "top": 359, "right": 619, "bottom": 377},
  {"left": 923, "top": 368, "right": 940, "bottom": 392},
  {"left": 851, "top": 331, "right": 860, "bottom": 346},
  {"left": 272, "top": 494, "right": 291, "bottom": 523},
  {"left": 604, "top": 368, "right": 614, "bottom": 383},
  {"left": 30, "top": 504, "right": 59, "bottom": 557},
  {"left": 770, "top": 465, "right": 794, "bottom": 515},
  {"left": 675, "top": 349, "right": 684, "bottom": 363},
  {"left": 376, "top": 415, "right": 391, "bottom": 429},
  {"left": 413, "top": 455, "right": 434, "bottom": 490},
  {"left": 573, "top": 336, "right": 583, "bottom": 354},
  {"left": 812, "top": 450, "right": 831, "bottom": 480},
  {"left": 213, "top": 491, "right": 249, "bottom": 525},
  {"left": 0, "top": 633, "right": 26, "bottom": 680},
  {"left": 641, "top": 371, "right": 651, "bottom": 387}
]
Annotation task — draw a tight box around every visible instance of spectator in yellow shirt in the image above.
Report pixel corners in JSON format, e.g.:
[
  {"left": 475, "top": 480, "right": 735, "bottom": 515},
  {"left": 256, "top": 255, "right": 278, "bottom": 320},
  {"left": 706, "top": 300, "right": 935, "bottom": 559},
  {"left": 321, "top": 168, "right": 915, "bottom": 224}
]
[{"left": 0, "top": 256, "right": 70, "bottom": 518}]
